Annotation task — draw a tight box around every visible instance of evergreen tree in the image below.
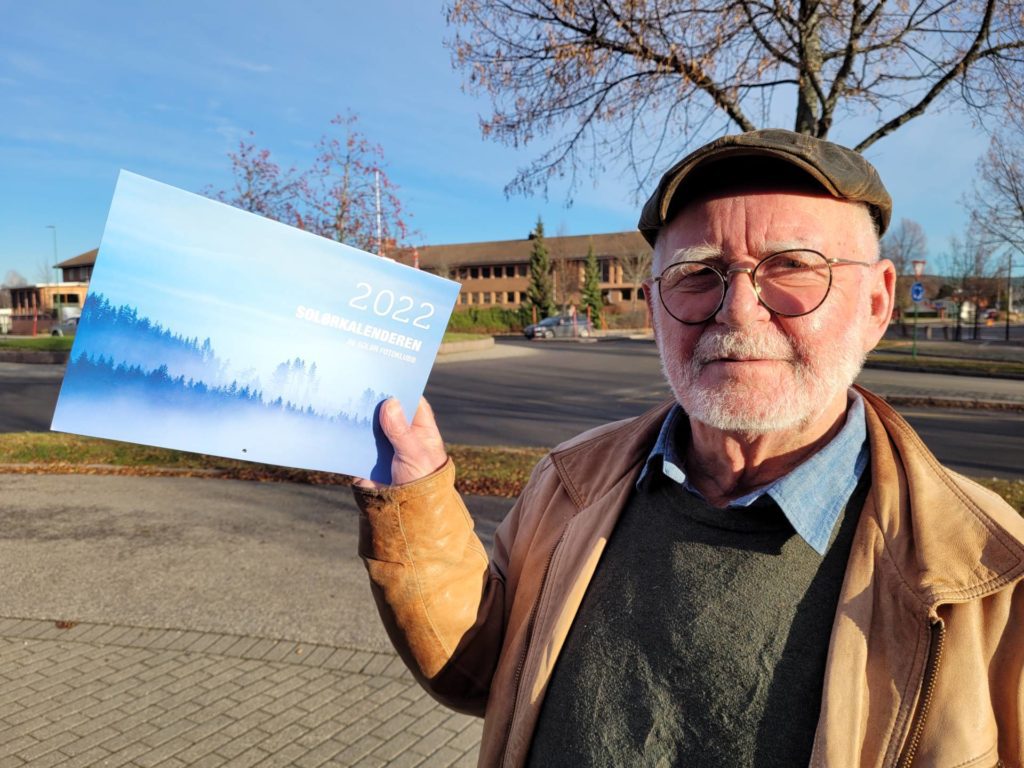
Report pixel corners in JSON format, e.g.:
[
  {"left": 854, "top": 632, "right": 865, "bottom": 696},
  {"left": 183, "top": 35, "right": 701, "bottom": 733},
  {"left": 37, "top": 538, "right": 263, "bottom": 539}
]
[
  {"left": 580, "top": 242, "right": 603, "bottom": 326},
  {"left": 523, "top": 217, "right": 556, "bottom": 320}
]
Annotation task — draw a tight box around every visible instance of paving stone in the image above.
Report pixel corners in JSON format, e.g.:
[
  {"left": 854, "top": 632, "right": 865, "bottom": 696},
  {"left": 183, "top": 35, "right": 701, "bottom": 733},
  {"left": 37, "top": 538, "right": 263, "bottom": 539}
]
[
  {"left": 430, "top": 744, "right": 472, "bottom": 767},
  {"left": 252, "top": 741, "right": 306, "bottom": 767},
  {"left": 409, "top": 725, "right": 457, "bottom": 756},
  {"left": 0, "top": 620, "right": 482, "bottom": 766}
]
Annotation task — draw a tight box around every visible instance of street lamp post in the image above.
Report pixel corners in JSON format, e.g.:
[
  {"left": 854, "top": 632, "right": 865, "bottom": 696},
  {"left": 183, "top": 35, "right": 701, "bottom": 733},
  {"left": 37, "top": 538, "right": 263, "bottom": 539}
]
[
  {"left": 911, "top": 259, "right": 927, "bottom": 361},
  {"left": 1007, "top": 253, "right": 1014, "bottom": 343},
  {"left": 45, "top": 225, "right": 59, "bottom": 325}
]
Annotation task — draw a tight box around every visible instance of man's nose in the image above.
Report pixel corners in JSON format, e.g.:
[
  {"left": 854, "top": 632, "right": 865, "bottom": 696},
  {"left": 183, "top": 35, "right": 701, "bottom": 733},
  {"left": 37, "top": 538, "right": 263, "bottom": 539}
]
[{"left": 714, "top": 268, "right": 770, "bottom": 326}]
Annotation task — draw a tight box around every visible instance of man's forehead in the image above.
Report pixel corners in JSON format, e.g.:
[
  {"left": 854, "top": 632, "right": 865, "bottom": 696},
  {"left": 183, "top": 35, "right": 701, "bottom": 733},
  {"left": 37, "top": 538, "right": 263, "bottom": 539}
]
[{"left": 665, "top": 238, "right": 815, "bottom": 262}]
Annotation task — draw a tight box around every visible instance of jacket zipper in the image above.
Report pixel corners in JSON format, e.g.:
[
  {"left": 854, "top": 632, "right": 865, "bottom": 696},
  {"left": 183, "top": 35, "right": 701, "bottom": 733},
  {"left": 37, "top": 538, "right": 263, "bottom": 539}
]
[
  {"left": 499, "top": 526, "right": 568, "bottom": 768},
  {"left": 895, "top": 619, "right": 946, "bottom": 768}
]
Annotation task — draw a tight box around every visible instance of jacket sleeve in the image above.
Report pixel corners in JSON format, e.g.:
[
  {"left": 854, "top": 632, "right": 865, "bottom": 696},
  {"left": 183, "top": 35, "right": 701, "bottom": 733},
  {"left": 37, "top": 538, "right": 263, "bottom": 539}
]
[{"left": 352, "top": 458, "right": 509, "bottom": 716}]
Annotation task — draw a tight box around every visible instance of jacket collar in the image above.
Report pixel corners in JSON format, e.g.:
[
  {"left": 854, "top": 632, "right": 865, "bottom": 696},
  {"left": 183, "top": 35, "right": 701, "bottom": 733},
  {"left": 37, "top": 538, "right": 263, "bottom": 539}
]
[
  {"left": 548, "top": 388, "right": 1024, "bottom": 606},
  {"left": 856, "top": 385, "right": 1024, "bottom": 605}
]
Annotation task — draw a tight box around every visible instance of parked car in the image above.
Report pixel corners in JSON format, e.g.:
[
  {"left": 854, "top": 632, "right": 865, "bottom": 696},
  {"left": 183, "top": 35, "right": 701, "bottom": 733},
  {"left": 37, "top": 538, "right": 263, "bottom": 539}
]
[
  {"left": 523, "top": 315, "right": 592, "bottom": 339},
  {"left": 50, "top": 317, "right": 79, "bottom": 337}
]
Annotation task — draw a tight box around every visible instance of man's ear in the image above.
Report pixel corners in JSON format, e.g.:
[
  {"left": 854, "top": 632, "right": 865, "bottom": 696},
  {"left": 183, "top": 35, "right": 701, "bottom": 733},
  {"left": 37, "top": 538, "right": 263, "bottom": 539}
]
[{"left": 863, "top": 258, "right": 896, "bottom": 352}]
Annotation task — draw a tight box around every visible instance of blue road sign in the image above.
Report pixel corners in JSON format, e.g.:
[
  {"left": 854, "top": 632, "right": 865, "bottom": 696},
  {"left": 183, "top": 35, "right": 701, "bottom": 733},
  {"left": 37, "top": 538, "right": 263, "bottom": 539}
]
[{"left": 911, "top": 282, "right": 925, "bottom": 302}]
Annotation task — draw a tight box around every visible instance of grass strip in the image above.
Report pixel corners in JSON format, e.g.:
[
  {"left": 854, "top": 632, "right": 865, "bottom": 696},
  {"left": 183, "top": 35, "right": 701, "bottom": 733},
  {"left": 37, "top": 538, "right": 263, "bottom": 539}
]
[
  {"left": 866, "top": 351, "right": 1024, "bottom": 377},
  {"left": 0, "top": 432, "right": 1019, "bottom": 512},
  {"left": 0, "top": 337, "right": 74, "bottom": 351},
  {"left": 0, "top": 432, "right": 545, "bottom": 499}
]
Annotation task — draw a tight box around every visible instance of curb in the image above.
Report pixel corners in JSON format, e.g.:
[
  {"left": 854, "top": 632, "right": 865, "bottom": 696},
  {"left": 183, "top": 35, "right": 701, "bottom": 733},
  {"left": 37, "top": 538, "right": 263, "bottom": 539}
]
[
  {"left": 864, "top": 360, "right": 1024, "bottom": 381},
  {"left": 438, "top": 337, "right": 494, "bottom": 355},
  {"left": 0, "top": 349, "right": 69, "bottom": 364},
  {"left": 0, "top": 615, "right": 393, "bottom": 671},
  {"left": 878, "top": 394, "right": 1024, "bottom": 412}
]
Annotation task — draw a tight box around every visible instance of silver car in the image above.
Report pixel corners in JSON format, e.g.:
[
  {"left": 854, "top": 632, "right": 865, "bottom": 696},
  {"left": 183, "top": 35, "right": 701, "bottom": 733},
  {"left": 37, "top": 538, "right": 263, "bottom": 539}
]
[{"left": 523, "top": 315, "right": 592, "bottom": 339}]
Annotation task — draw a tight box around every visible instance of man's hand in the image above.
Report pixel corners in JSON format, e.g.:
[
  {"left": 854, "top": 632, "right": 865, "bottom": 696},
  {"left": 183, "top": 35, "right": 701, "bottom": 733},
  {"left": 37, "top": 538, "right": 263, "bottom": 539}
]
[{"left": 355, "top": 397, "right": 448, "bottom": 489}]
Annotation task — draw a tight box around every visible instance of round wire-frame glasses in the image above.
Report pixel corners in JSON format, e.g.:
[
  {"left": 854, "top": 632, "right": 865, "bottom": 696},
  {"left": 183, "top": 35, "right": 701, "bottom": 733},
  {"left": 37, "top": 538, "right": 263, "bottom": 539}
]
[{"left": 652, "top": 249, "right": 872, "bottom": 324}]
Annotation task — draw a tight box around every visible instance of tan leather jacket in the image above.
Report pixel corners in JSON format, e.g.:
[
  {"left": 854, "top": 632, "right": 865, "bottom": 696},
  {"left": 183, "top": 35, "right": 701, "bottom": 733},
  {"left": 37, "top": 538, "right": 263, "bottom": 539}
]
[{"left": 354, "top": 387, "right": 1024, "bottom": 767}]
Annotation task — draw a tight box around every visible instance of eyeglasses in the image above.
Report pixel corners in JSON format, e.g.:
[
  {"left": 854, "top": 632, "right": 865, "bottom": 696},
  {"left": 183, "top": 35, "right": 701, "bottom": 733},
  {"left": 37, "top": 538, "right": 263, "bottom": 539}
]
[{"left": 652, "top": 249, "right": 872, "bottom": 324}]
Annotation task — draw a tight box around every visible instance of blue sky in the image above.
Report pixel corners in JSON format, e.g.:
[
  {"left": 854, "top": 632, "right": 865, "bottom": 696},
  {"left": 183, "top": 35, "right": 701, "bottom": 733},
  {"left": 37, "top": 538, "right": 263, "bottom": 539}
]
[{"left": 1, "top": 1, "right": 994, "bottom": 284}]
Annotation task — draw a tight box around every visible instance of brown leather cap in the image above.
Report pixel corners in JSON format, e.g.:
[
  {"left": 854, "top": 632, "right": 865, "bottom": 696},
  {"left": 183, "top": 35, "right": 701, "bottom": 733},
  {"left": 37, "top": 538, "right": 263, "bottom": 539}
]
[{"left": 638, "top": 129, "right": 892, "bottom": 246}]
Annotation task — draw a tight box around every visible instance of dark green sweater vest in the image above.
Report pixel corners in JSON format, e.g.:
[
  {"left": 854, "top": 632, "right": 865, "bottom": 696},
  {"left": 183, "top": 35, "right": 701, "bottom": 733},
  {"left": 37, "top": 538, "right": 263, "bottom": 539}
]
[{"left": 527, "top": 475, "right": 868, "bottom": 767}]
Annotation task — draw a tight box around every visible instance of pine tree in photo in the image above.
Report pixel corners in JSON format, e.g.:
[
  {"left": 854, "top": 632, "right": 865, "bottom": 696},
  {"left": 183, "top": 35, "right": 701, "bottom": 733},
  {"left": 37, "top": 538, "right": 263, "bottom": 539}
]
[
  {"left": 523, "top": 217, "right": 556, "bottom": 320},
  {"left": 580, "top": 242, "right": 603, "bottom": 327}
]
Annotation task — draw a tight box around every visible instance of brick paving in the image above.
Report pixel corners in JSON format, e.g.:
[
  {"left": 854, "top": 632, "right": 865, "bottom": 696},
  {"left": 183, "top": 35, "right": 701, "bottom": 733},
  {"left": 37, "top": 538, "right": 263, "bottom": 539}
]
[{"left": 0, "top": 617, "right": 482, "bottom": 767}]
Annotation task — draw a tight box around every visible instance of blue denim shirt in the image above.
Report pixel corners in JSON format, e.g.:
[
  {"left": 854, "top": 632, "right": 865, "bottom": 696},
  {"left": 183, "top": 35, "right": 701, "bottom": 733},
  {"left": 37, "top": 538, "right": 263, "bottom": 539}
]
[{"left": 637, "top": 391, "right": 868, "bottom": 555}]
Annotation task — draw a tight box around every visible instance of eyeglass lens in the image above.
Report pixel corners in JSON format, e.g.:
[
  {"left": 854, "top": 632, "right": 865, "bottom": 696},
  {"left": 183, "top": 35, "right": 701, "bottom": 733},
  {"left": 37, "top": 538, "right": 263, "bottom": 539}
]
[{"left": 658, "top": 250, "right": 832, "bottom": 323}]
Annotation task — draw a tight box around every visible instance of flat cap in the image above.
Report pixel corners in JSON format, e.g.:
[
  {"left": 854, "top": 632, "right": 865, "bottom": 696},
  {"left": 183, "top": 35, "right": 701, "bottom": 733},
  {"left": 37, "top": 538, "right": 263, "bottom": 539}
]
[{"left": 638, "top": 129, "right": 892, "bottom": 247}]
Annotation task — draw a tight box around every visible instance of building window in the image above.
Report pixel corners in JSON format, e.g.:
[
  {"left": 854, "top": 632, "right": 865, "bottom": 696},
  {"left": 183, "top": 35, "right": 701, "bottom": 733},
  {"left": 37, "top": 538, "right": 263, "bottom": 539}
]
[
  {"left": 507, "top": 291, "right": 516, "bottom": 303},
  {"left": 470, "top": 267, "right": 479, "bottom": 279},
  {"left": 482, "top": 266, "right": 491, "bottom": 278},
  {"left": 517, "top": 264, "right": 528, "bottom": 277}
]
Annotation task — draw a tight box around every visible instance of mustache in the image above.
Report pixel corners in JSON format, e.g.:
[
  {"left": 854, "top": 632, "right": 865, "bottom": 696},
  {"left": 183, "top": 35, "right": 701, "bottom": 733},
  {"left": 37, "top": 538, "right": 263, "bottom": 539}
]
[{"left": 692, "top": 329, "right": 796, "bottom": 365}]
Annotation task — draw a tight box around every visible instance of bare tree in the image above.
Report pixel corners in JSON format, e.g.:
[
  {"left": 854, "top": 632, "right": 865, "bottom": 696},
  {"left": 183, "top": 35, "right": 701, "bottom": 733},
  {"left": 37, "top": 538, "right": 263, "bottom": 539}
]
[
  {"left": 208, "top": 114, "right": 412, "bottom": 255},
  {"left": 0, "top": 271, "right": 27, "bottom": 311},
  {"left": 881, "top": 218, "right": 928, "bottom": 309},
  {"left": 2, "top": 270, "right": 28, "bottom": 288},
  {"left": 965, "top": 132, "right": 1024, "bottom": 260},
  {"left": 551, "top": 251, "right": 580, "bottom": 311},
  {"left": 881, "top": 219, "right": 927, "bottom": 276},
  {"left": 447, "top": 0, "right": 1024, "bottom": 198},
  {"left": 619, "top": 250, "right": 652, "bottom": 311}
]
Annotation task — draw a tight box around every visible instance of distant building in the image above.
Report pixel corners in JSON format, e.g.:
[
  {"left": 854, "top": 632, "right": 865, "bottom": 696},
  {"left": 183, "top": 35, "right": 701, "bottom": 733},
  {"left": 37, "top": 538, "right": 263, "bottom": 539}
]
[
  {"left": 7, "top": 248, "right": 95, "bottom": 335},
  {"left": 407, "top": 231, "right": 652, "bottom": 310},
  {"left": 55, "top": 248, "right": 97, "bottom": 283}
]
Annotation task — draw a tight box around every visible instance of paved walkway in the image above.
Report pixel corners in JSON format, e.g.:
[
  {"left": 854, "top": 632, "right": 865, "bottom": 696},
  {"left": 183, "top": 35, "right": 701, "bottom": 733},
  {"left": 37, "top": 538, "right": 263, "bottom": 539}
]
[
  {"left": 0, "top": 475, "right": 510, "bottom": 767},
  {"left": 0, "top": 618, "right": 480, "bottom": 768}
]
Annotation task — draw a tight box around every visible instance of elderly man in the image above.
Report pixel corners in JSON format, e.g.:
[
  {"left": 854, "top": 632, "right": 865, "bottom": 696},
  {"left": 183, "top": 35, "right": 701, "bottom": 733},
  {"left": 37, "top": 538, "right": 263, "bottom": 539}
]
[{"left": 354, "top": 130, "right": 1024, "bottom": 767}]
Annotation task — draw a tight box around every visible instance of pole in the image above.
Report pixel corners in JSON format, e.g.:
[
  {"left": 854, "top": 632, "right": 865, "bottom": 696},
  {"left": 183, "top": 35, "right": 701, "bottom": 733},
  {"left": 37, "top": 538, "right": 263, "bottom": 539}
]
[
  {"left": 1007, "top": 254, "right": 1013, "bottom": 343},
  {"left": 374, "top": 170, "right": 382, "bottom": 257},
  {"left": 912, "top": 302, "right": 918, "bottom": 361},
  {"left": 46, "top": 225, "right": 59, "bottom": 325}
]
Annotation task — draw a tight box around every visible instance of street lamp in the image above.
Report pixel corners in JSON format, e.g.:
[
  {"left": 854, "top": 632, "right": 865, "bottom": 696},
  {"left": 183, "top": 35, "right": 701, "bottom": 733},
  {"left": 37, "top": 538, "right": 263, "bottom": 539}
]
[{"left": 45, "top": 225, "right": 59, "bottom": 324}]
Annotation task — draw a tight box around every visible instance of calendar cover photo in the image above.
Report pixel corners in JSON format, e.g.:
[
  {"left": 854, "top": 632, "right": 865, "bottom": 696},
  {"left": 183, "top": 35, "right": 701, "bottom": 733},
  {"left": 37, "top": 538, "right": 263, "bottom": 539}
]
[{"left": 51, "top": 171, "right": 460, "bottom": 483}]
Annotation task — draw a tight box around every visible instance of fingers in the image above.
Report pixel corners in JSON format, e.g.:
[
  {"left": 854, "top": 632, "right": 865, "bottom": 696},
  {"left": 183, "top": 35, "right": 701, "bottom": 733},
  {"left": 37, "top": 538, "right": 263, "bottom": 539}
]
[{"left": 359, "top": 397, "right": 448, "bottom": 488}]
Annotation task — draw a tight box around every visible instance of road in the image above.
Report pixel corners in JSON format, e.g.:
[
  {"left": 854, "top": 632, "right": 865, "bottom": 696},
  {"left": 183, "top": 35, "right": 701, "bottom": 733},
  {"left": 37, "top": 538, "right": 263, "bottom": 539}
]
[
  {"left": 3, "top": 341, "right": 1022, "bottom": 479},
  {"left": 427, "top": 339, "right": 1024, "bottom": 480}
]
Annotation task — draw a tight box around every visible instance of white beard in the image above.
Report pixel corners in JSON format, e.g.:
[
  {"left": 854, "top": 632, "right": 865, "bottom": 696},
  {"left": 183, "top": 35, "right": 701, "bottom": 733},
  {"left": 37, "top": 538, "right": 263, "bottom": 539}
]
[{"left": 656, "top": 315, "right": 868, "bottom": 435}]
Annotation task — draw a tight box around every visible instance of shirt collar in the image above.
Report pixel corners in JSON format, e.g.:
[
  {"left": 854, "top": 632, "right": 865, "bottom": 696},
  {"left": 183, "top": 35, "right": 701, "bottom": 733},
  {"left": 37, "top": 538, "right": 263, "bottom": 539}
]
[{"left": 638, "top": 391, "right": 868, "bottom": 555}]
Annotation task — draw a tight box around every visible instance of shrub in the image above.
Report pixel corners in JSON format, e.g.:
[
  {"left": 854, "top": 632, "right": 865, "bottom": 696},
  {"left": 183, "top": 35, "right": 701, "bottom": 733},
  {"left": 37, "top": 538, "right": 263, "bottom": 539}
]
[{"left": 447, "top": 307, "right": 527, "bottom": 334}]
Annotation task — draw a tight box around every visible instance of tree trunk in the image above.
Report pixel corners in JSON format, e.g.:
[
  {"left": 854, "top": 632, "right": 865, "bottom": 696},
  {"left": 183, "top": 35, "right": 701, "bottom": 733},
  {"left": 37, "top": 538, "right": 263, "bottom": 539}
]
[{"left": 794, "top": 1, "right": 822, "bottom": 135}]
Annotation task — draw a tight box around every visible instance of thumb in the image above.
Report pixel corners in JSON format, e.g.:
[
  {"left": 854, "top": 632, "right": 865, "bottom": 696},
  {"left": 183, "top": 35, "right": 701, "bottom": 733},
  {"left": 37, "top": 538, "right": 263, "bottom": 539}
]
[{"left": 379, "top": 397, "right": 448, "bottom": 485}]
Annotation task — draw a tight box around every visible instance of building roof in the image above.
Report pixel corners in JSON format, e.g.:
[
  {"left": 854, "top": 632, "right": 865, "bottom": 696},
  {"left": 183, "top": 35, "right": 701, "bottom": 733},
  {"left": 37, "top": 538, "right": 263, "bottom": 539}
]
[
  {"left": 406, "top": 231, "right": 649, "bottom": 269},
  {"left": 55, "top": 248, "right": 98, "bottom": 269}
]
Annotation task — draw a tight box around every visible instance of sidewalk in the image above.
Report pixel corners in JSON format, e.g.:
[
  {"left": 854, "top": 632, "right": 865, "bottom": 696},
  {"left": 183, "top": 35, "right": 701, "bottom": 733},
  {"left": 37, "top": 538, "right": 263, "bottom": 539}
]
[
  {"left": 0, "top": 475, "right": 512, "bottom": 767},
  {"left": 0, "top": 619, "right": 480, "bottom": 768}
]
